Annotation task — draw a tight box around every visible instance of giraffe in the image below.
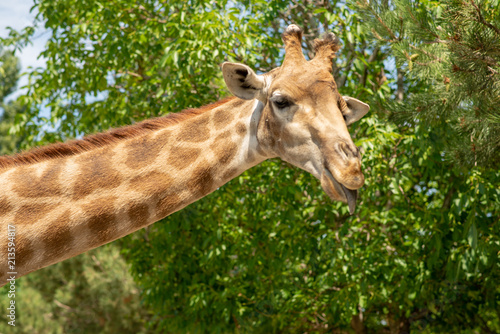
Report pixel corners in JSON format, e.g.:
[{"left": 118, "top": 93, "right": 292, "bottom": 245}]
[{"left": 0, "top": 25, "right": 370, "bottom": 286}]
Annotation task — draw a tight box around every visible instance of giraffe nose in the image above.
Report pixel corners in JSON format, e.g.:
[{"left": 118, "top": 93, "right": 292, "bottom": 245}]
[{"left": 336, "top": 141, "right": 359, "bottom": 160}]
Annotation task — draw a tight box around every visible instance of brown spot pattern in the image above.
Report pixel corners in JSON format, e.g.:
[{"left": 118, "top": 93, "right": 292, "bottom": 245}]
[
  {"left": 0, "top": 198, "right": 12, "bottom": 217},
  {"left": 15, "top": 233, "right": 34, "bottom": 269},
  {"left": 42, "top": 210, "right": 74, "bottom": 263},
  {"left": 154, "top": 129, "right": 172, "bottom": 148},
  {"left": 236, "top": 122, "right": 247, "bottom": 135},
  {"left": 128, "top": 202, "right": 150, "bottom": 228},
  {"left": 176, "top": 113, "right": 210, "bottom": 143},
  {"left": 72, "top": 149, "right": 122, "bottom": 200},
  {"left": 168, "top": 147, "right": 201, "bottom": 170},
  {"left": 156, "top": 193, "right": 182, "bottom": 220},
  {"left": 11, "top": 162, "right": 63, "bottom": 198},
  {"left": 186, "top": 163, "right": 216, "bottom": 197},
  {"left": 214, "top": 130, "right": 232, "bottom": 142},
  {"left": 213, "top": 108, "right": 235, "bottom": 129},
  {"left": 215, "top": 142, "right": 238, "bottom": 165},
  {"left": 124, "top": 134, "right": 164, "bottom": 169},
  {"left": 14, "top": 203, "right": 56, "bottom": 226},
  {"left": 129, "top": 171, "right": 173, "bottom": 195},
  {"left": 222, "top": 167, "right": 240, "bottom": 181},
  {"left": 83, "top": 197, "right": 118, "bottom": 246}
]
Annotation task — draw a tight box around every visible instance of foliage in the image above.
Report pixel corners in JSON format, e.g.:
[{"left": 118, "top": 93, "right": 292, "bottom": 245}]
[
  {"left": 0, "top": 245, "right": 153, "bottom": 334},
  {"left": 356, "top": 0, "right": 500, "bottom": 168},
  {"left": 0, "top": 49, "right": 24, "bottom": 154},
  {"left": 1, "top": 0, "right": 499, "bottom": 333}
]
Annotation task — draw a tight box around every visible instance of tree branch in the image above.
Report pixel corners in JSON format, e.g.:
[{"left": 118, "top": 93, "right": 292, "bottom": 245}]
[
  {"left": 360, "top": 0, "right": 399, "bottom": 42},
  {"left": 360, "top": 47, "right": 380, "bottom": 87},
  {"left": 397, "top": 68, "right": 404, "bottom": 101},
  {"left": 470, "top": 0, "right": 500, "bottom": 35}
]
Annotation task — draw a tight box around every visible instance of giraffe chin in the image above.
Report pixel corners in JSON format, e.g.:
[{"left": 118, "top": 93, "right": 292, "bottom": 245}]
[{"left": 320, "top": 169, "right": 358, "bottom": 215}]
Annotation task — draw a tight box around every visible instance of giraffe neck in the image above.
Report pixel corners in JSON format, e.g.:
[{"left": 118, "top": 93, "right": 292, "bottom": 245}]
[{"left": 0, "top": 97, "right": 268, "bottom": 285}]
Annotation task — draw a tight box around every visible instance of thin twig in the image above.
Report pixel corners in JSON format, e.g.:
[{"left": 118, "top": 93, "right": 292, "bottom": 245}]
[
  {"left": 409, "top": 44, "right": 444, "bottom": 62},
  {"left": 54, "top": 299, "right": 73, "bottom": 311}
]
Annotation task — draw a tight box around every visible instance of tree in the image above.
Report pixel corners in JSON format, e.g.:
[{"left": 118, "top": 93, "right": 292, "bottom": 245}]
[
  {"left": 2, "top": 0, "right": 499, "bottom": 333},
  {"left": 357, "top": 0, "right": 500, "bottom": 168},
  {"left": 0, "top": 245, "right": 156, "bottom": 334},
  {"left": 0, "top": 48, "right": 24, "bottom": 154}
]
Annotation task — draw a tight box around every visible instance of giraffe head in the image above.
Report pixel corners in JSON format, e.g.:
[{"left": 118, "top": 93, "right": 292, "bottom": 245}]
[{"left": 222, "top": 25, "right": 370, "bottom": 214}]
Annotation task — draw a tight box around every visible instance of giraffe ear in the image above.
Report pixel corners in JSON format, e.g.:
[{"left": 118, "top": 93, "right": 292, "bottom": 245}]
[
  {"left": 222, "top": 62, "right": 265, "bottom": 100},
  {"left": 341, "top": 96, "right": 370, "bottom": 125}
]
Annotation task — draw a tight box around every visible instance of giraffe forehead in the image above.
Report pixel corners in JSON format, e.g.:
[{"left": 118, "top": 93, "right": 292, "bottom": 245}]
[
  {"left": 271, "top": 79, "right": 335, "bottom": 100},
  {"left": 270, "top": 64, "right": 336, "bottom": 98}
]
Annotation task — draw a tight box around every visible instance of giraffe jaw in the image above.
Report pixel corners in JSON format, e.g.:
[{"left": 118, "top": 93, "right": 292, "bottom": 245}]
[{"left": 321, "top": 168, "right": 358, "bottom": 215}]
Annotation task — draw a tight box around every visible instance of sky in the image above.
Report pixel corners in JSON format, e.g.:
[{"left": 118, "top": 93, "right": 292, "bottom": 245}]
[{"left": 0, "top": 0, "right": 49, "bottom": 98}]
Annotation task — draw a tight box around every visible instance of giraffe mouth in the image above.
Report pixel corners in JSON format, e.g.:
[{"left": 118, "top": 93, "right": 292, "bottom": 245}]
[{"left": 321, "top": 168, "right": 358, "bottom": 215}]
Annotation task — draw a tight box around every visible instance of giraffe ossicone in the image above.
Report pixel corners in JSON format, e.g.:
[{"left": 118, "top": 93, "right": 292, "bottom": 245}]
[{"left": 0, "top": 25, "right": 370, "bottom": 285}]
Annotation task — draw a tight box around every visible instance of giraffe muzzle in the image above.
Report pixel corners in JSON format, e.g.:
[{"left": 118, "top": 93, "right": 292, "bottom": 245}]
[{"left": 320, "top": 168, "right": 358, "bottom": 215}]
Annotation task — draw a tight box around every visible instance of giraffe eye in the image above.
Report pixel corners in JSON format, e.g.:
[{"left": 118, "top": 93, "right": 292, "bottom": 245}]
[{"left": 271, "top": 96, "right": 292, "bottom": 109}]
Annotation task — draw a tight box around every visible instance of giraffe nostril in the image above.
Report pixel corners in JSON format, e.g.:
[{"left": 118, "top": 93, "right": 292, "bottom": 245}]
[
  {"left": 337, "top": 142, "right": 359, "bottom": 160},
  {"left": 336, "top": 142, "right": 349, "bottom": 160}
]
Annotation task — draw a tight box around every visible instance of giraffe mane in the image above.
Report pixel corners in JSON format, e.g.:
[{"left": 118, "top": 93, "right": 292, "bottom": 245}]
[{"left": 0, "top": 97, "right": 236, "bottom": 170}]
